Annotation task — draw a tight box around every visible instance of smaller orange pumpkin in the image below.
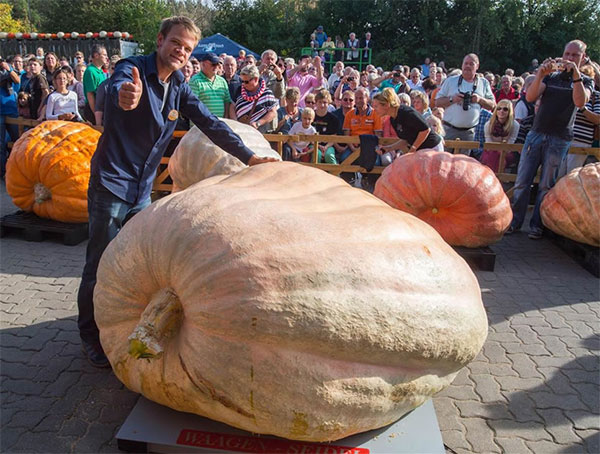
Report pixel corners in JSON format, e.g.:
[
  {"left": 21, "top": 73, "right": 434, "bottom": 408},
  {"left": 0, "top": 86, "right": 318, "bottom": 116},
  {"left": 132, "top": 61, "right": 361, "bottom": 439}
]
[
  {"left": 6, "top": 121, "right": 100, "bottom": 223},
  {"left": 374, "top": 150, "right": 512, "bottom": 247},
  {"left": 541, "top": 163, "right": 600, "bottom": 246}
]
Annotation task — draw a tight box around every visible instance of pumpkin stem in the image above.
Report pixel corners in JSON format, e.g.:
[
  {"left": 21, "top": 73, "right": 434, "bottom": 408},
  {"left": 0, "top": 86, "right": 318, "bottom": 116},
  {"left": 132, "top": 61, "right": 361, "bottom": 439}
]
[
  {"left": 128, "top": 288, "right": 183, "bottom": 360},
  {"left": 34, "top": 183, "right": 52, "bottom": 204}
]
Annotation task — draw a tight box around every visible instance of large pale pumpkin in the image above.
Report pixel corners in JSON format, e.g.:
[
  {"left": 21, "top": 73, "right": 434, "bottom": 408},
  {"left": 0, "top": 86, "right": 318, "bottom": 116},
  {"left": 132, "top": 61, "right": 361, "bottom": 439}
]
[
  {"left": 374, "top": 150, "right": 512, "bottom": 247},
  {"left": 94, "top": 162, "right": 487, "bottom": 442},
  {"left": 6, "top": 120, "right": 100, "bottom": 223},
  {"left": 168, "top": 119, "right": 280, "bottom": 191},
  {"left": 541, "top": 163, "right": 600, "bottom": 246}
]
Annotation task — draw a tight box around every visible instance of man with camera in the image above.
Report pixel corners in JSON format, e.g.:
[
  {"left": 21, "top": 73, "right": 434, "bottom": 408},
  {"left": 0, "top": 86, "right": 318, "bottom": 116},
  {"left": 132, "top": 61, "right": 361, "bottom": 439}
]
[
  {"left": 258, "top": 49, "right": 285, "bottom": 100},
  {"left": 435, "top": 53, "right": 496, "bottom": 142},
  {"left": 508, "top": 40, "right": 593, "bottom": 239},
  {"left": 374, "top": 65, "right": 409, "bottom": 94},
  {"left": 287, "top": 54, "right": 324, "bottom": 108},
  {"left": 1, "top": 57, "right": 21, "bottom": 178}
]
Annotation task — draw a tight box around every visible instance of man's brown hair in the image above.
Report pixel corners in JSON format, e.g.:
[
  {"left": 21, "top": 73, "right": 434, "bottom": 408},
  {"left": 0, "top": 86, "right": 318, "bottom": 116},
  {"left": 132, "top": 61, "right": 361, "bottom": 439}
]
[{"left": 159, "top": 16, "right": 201, "bottom": 43}]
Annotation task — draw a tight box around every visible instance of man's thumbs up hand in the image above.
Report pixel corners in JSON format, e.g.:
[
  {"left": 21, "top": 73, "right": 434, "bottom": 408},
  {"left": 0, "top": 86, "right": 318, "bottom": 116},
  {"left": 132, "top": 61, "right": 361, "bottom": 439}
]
[{"left": 119, "top": 66, "right": 143, "bottom": 110}]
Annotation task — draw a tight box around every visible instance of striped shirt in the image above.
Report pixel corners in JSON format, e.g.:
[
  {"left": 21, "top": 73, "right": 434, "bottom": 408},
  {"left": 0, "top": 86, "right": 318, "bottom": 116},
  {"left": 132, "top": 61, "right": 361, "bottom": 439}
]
[
  {"left": 572, "top": 90, "right": 599, "bottom": 146},
  {"left": 234, "top": 89, "right": 277, "bottom": 124},
  {"left": 189, "top": 72, "right": 231, "bottom": 117}
]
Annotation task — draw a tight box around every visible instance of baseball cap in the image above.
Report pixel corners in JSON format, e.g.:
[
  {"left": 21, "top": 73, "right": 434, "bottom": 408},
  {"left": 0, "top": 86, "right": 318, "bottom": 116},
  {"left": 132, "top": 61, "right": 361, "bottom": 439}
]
[
  {"left": 200, "top": 53, "right": 221, "bottom": 64},
  {"left": 317, "top": 25, "right": 324, "bottom": 30},
  {"left": 392, "top": 65, "right": 403, "bottom": 72}
]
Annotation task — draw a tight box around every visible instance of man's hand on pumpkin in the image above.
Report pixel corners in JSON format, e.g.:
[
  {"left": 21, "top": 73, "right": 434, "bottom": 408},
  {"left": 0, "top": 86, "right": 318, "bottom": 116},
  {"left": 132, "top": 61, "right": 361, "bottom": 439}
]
[{"left": 248, "top": 155, "right": 279, "bottom": 166}]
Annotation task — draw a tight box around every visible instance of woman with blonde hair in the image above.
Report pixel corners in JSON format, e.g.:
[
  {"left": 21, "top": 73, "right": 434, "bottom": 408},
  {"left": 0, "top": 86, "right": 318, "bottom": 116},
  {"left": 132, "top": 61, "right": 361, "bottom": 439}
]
[
  {"left": 410, "top": 90, "right": 432, "bottom": 118},
  {"left": 372, "top": 87, "right": 443, "bottom": 156},
  {"left": 481, "top": 99, "right": 520, "bottom": 172}
]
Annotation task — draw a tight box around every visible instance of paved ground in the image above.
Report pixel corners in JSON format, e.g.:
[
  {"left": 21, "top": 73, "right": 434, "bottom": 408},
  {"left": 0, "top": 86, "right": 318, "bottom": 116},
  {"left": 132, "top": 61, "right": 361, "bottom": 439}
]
[{"left": 1, "top": 181, "right": 598, "bottom": 453}]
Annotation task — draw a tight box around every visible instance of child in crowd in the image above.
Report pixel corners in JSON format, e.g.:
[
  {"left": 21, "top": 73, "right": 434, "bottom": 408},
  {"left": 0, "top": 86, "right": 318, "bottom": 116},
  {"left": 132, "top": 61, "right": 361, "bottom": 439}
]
[
  {"left": 288, "top": 108, "right": 317, "bottom": 162},
  {"left": 431, "top": 106, "right": 444, "bottom": 121},
  {"left": 426, "top": 115, "right": 445, "bottom": 138},
  {"left": 45, "top": 67, "right": 83, "bottom": 122},
  {"left": 17, "top": 92, "right": 31, "bottom": 118}
]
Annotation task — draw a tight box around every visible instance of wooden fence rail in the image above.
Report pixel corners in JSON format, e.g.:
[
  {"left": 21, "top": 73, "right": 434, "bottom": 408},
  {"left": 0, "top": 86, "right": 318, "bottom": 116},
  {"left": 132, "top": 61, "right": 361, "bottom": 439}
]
[{"left": 7, "top": 117, "right": 599, "bottom": 197}]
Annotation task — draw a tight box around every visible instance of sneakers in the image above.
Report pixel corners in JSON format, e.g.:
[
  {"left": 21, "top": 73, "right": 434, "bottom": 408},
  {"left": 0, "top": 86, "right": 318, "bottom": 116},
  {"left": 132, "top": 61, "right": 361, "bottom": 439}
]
[
  {"left": 505, "top": 226, "right": 519, "bottom": 235},
  {"left": 528, "top": 229, "right": 543, "bottom": 240},
  {"left": 81, "top": 340, "right": 110, "bottom": 368}
]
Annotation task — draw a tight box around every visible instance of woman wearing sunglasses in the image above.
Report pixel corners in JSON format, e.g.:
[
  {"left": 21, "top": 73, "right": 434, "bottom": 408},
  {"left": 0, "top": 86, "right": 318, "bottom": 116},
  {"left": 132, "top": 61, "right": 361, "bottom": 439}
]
[
  {"left": 481, "top": 99, "right": 520, "bottom": 172},
  {"left": 234, "top": 65, "right": 278, "bottom": 133}
]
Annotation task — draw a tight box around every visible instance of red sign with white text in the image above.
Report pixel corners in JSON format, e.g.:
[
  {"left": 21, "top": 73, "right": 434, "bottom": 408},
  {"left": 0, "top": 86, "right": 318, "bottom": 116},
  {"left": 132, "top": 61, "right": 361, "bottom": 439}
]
[{"left": 176, "top": 429, "right": 370, "bottom": 454}]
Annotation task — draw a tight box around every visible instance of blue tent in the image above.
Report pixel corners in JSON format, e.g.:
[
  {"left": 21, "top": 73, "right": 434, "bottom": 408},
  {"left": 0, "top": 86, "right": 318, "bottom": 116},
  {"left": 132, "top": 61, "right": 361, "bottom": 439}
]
[{"left": 191, "top": 33, "right": 259, "bottom": 59}]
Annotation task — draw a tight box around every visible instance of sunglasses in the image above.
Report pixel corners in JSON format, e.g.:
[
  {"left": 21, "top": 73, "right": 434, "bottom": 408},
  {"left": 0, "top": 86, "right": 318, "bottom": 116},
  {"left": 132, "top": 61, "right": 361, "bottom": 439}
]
[
  {"left": 342, "top": 98, "right": 353, "bottom": 101},
  {"left": 241, "top": 79, "right": 254, "bottom": 84},
  {"left": 305, "top": 100, "right": 316, "bottom": 105},
  {"left": 497, "top": 107, "right": 510, "bottom": 112}
]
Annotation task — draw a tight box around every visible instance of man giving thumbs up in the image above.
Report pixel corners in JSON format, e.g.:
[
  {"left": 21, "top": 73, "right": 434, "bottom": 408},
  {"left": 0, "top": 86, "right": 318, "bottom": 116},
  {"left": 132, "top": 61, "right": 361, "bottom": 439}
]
[{"left": 78, "top": 16, "right": 277, "bottom": 368}]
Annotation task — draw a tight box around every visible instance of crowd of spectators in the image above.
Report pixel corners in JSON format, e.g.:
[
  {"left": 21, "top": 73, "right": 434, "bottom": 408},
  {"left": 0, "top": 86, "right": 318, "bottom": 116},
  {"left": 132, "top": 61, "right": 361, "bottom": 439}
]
[{"left": 2, "top": 36, "right": 599, "bottom": 192}]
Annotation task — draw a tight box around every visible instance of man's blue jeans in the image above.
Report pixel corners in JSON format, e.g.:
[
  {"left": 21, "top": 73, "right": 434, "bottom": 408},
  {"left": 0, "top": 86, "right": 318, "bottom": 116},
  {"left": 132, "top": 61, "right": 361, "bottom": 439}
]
[
  {"left": 77, "top": 177, "right": 150, "bottom": 344},
  {"left": 511, "top": 131, "right": 571, "bottom": 232}
]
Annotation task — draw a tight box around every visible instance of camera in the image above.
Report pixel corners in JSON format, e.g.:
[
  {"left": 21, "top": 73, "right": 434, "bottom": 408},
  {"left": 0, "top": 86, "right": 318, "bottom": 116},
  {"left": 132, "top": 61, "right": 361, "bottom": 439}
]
[
  {"left": 347, "top": 76, "right": 355, "bottom": 82},
  {"left": 393, "top": 72, "right": 402, "bottom": 77},
  {"left": 461, "top": 91, "right": 471, "bottom": 111}
]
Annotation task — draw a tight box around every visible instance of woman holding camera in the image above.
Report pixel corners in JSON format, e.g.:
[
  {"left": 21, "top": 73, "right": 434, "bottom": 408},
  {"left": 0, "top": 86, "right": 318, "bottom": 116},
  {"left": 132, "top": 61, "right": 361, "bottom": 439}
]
[{"left": 333, "top": 69, "right": 359, "bottom": 104}]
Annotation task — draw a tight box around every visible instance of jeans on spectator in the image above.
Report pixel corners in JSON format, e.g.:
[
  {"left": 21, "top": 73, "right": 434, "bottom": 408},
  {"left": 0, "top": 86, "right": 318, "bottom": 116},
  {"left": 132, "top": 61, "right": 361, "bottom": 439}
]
[
  {"left": 1, "top": 114, "right": 19, "bottom": 178},
  {"left": 337, "top": 147, "right": 352, "bottom": 163},
  {"left": 510, "top": 131, "right": 570, "bottom": 233},
  {"left": 444, "top": 124, "right": 476, "bottom": 156},
  {"left": 77, "top": 177, "right": 151, "bottom": 344},
  {"left": 282, "top": 143, "right": 293, "bottom": 161}
]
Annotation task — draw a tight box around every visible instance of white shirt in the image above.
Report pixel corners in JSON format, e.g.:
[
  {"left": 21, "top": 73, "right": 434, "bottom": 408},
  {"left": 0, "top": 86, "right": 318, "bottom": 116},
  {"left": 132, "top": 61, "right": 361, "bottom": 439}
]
[
  {"left": 289, "top": 122, "right": 317, "bottom": 151},
  {"left": 436, "top": 74, "right": 494, "bottom": 128},
  {"left": 46, "top": 91, "right": 83, "bottom": 121}
]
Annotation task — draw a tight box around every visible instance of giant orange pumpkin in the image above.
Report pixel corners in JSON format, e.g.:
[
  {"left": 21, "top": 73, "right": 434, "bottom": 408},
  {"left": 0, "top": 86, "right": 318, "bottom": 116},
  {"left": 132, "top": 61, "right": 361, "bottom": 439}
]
[
  {"left": 374, "top": 151, "right": 512, "bottom": 247},
  {"left": 540, "top": 163, "right": 600, "bottom": 246},
  {"left": 94, "top": 162, "right": 488, "bottom": 442},
  {"left": 6, "top": 121, "right": 100, "bottom": 223}
]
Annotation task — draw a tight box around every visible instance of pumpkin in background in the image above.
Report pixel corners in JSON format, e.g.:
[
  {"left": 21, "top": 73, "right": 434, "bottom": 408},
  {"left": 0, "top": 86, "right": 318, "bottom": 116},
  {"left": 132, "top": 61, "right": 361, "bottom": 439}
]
[
  {"left": 95, "top": 162, "right": 488, "bottom": 442},
  {"left": 374, "top": 150, "right": 512, "bottom": 248},
  {"left": 168, "top": 119, "right": 280, "bottom": 191},
  {"left": 6, "top": 121, "right": 100, "bottom": 223},
  {"left": 540, "top": 163, "right": 600, "bottom": 246}
]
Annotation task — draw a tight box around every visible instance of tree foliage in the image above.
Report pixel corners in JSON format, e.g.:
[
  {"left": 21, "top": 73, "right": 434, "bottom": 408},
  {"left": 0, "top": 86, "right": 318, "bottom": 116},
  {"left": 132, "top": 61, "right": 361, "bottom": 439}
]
[
  {"left": 4, "top": 0, "right": 599, "bottom": 73},
  {"left": 0, "top": 3, "right": 27, "bottom": 32}
]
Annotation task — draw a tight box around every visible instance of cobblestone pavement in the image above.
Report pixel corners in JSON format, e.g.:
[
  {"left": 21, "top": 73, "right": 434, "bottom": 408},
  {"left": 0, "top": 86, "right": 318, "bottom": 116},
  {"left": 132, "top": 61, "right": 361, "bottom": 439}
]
[{"left": 1, "top": 181, "right": 599, "bottom": 453}]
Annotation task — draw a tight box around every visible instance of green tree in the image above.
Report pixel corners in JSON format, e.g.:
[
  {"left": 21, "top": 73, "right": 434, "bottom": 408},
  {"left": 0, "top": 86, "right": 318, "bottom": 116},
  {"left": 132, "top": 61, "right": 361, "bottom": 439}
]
[{"left": 0, "top": 2, "right": 27, "bottom": 32}]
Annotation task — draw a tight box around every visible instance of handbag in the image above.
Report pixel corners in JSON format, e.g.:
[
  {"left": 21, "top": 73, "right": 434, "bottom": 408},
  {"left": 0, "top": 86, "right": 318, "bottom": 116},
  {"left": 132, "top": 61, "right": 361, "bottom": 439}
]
[{"left": 238, "top": 97, "right": 259, "bottom": 124}]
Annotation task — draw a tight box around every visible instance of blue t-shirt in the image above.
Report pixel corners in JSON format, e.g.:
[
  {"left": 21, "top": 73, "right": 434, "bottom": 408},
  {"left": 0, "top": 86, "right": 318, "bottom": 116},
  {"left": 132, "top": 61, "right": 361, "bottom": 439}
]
[{"left": 0, "top": 72, "right": 19, "bottom": 116}]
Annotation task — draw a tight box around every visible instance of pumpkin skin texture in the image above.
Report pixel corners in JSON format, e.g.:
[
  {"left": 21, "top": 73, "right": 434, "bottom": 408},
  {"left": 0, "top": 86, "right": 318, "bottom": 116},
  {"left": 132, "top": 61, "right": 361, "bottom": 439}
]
[
  {"left": 94, "top": 162, "right": 488, "bottom": 442},
  {"left": 5, "top": 120, "right": 100, "bottom": 223},
  {"left": 168, "top": 119, "right": 281, "bottom": 191},
  {"left": 374, "top": 150, "right": 512, "bottom": 247},
  {"left": 540, "top": 163, "right": 600, "bottom": 246}
]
